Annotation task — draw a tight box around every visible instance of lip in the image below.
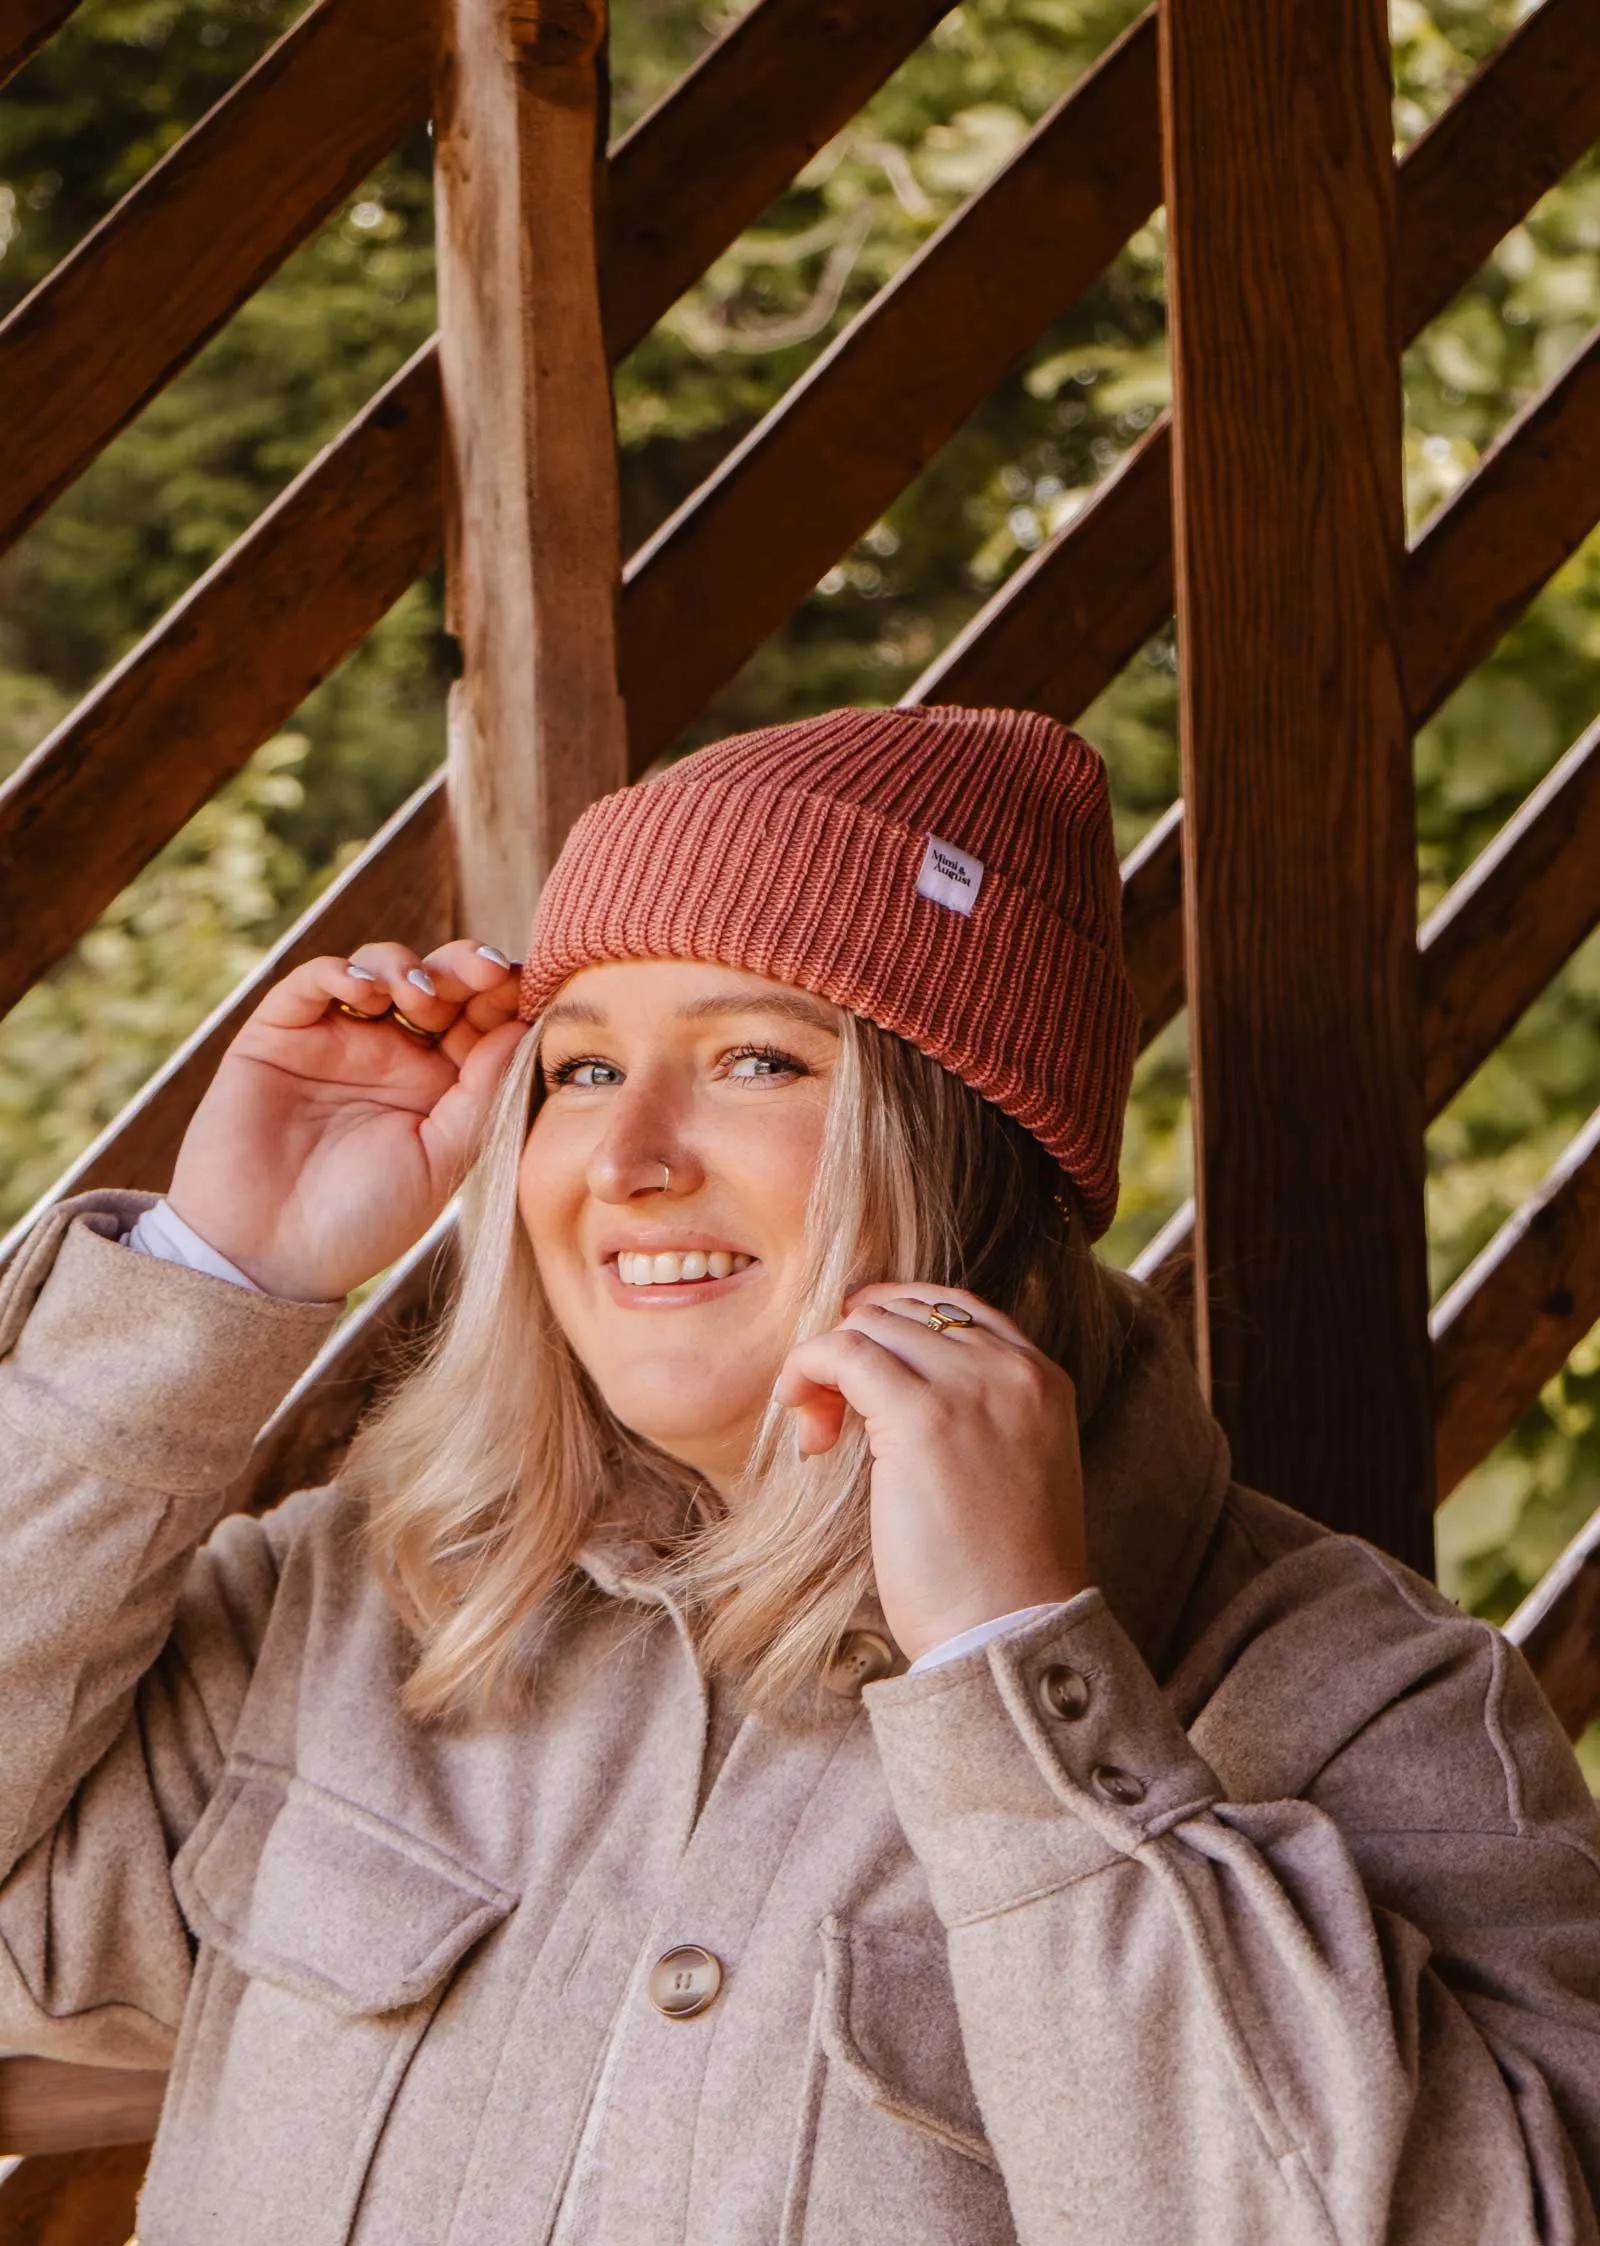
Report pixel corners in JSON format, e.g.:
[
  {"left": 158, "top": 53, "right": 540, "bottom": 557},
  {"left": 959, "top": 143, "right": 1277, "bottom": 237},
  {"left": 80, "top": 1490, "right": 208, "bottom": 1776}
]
[{"left": 595, "top": 1232, "right": 754, "bottom": 1263}]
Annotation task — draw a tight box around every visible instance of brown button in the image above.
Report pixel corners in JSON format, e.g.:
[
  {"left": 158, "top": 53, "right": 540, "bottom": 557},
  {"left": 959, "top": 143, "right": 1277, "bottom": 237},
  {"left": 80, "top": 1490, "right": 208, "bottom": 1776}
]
[
  {"left": 822, "top": 1628, "right": 897, "bottom": 1696},
  {"left": 1036, "top": 1663, "right": 1090, "bottom": 1722},
  {"left": 648, "top": 1945, "right": 723, "bottom": 2019},
  {"left": 1091, "top": 1764, "right": 1146, "bottom": 1806}
]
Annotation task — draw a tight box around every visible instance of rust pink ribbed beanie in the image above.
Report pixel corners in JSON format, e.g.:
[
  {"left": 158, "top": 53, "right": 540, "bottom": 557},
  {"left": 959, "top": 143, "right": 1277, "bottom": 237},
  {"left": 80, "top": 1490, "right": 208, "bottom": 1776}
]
[{"left": 518, "top": 706, "right": 1138, "bottom": 1235}]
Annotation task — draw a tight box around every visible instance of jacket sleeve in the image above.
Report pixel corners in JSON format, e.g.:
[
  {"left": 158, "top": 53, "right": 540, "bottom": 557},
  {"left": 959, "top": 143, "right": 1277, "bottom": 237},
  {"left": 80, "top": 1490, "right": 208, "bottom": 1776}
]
[
  {"left": 867, "top": 1584, "right": 1600, "bottom": 2246},
  {"left": 0, "top": 1194, "right": 341, "bottom": 2067}
]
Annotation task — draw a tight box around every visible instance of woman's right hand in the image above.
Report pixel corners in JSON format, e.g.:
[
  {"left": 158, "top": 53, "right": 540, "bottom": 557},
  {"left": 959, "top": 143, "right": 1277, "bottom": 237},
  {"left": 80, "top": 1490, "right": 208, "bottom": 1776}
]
[{"left": 164, "top": 940, "right": 529, "bottom": 1301}]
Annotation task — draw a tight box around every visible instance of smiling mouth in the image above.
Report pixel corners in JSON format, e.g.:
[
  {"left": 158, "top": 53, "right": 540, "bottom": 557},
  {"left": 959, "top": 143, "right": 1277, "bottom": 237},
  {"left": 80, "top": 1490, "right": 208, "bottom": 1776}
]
[{"left": 613, "top": 1250, "right": 755, "bottom": 1288}]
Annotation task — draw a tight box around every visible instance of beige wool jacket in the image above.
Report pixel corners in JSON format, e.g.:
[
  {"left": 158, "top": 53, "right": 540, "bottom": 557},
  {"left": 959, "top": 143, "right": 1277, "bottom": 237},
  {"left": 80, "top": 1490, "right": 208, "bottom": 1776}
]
[{"left": 2, "top": 1191, "right": 1599, "bottom": 2245}]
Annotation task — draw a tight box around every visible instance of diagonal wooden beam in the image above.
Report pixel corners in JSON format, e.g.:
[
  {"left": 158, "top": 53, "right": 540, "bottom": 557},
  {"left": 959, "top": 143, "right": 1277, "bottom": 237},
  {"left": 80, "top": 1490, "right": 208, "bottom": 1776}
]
[
  {"left": 1401, "top": 320, "right": 1600, "bottom": 730},
  {"left": 1431, "top": 1103, "right": 1600, "bottom": 1503},
  {"left": 618, "top": 11, "right": 1162, "bottom": 771},
  {"left": 0, "top": 0, "right": 77, "bottom": 92},
  {"left": 1506, "top": 1503, "right": 1600, "bottom": 1741},
  {"left": 0, "top": 0, "right": 436, "bottom": 561},
  {"left": 1419, "top": 710, "right": 1600, "bottom": 1117},
  {"left": 603, "top": 0, "right": 955, "bottom": 364},
  {"left": 0, "top": 347, "right": 443, "bottom": 1027},
  {"left": 0, "top": 775, "right": 451, "bottom": 1268},
  {"left": 914, "top": 0, "right": 1600, "bottom": 739},
  {"left": 0, "top": 0, "right": 965, "bottom": 1028},
  {"left": 1131, "top": 700, "right": 1600, "bottom": 1291}
]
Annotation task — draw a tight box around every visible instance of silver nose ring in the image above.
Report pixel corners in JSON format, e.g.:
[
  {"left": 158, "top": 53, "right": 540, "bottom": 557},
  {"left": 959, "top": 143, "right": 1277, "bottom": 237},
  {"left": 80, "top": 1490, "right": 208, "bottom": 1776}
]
[{"left": 658, "top": 1160, "right": 671, "bottom": 1193}]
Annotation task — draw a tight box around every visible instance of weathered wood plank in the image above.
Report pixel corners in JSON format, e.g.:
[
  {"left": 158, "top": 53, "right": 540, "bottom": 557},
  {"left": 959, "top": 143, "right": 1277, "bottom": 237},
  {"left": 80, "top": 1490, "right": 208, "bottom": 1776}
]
[
  {"left": 1402, "top": 321, "right": 1600, "bottom": 730},
  {"left": 604, "top": 0, "right": 954, "bottom": 363},
  {"left": 1507, "top": 1502, "right": 1600, "bottom": 1741},
  {"left": 619, "top": 10, "right": 1163, "bottom": 771},
  {"left": 0, "top": 2143, "right": 146, "bottom": 2245},
  {"left": 0, "top": 347, "right": 442, "bottom": 1029},
  {"left": 0, "top": 777, "right": 451, "bottom": 1267},
  {"left": 434, "top": 0, "right": 626, "bottom": 948},
  {"left": 1159, "top": 0, "right": 1432, "bottom": 1563},
  {"left": 0, "top": 2064, "right": 163, "bottom": 2159},
  {"left": 1431, "top": 1107, "right": 1600, "bottom": 1502},
  {"left": 1419, "top": 712, "right": 1600, "bottom": 1117},
  {"left": 0, "top": 0, "right": 77, "bottom": 93},
  {"left": 0, "top": 0, "right": 434, "bottom": 561}
]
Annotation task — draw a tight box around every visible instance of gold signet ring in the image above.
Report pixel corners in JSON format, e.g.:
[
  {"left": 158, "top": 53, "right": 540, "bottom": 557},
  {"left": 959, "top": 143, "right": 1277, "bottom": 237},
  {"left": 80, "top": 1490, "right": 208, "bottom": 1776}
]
[{"left": 925, "top": 1302, "right": 976, "bottom": 1334}]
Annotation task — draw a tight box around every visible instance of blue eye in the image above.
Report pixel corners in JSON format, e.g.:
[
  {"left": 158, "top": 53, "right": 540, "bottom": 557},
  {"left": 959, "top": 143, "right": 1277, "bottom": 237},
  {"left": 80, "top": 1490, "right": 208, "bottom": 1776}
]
[
  {"left": 726, "top": 1046, "right": 805, "bottom": 1082},
  {"left": 548, "top": 1057, "right": 622, "bottom": 1089}
]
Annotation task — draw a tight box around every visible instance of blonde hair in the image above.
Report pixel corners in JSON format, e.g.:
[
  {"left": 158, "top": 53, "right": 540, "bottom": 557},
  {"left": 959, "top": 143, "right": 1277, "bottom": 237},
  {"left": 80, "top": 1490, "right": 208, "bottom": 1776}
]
[{"left": 349, "top": 1010, "right": 1134, "bottom": 1723}]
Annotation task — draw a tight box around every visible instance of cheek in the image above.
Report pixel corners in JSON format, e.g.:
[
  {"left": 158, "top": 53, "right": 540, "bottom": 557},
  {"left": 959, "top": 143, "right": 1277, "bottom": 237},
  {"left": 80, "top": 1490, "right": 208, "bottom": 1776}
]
[{"left": 516, "top": 1111, "right": 585, "bottom": 1275}]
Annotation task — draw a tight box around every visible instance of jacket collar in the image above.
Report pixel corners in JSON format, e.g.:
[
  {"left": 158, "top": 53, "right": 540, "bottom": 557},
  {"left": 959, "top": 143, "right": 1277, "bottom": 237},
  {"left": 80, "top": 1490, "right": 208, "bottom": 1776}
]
[{"left": 578, "top": 1285, "right": 1229, "bottom": 1679}]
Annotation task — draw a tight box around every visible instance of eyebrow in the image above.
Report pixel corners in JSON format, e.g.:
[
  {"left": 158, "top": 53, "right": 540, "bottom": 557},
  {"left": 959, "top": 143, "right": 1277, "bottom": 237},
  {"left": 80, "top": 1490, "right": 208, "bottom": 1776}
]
[{"left": 539, "top": 989, "right": 839, "bottom": 1035}]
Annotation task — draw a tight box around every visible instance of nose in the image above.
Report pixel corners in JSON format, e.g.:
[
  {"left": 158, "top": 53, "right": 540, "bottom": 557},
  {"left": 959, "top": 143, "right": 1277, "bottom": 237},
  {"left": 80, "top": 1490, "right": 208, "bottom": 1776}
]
[{"left": 586, "top": 1080, "right": 704, "bottom": 1205}]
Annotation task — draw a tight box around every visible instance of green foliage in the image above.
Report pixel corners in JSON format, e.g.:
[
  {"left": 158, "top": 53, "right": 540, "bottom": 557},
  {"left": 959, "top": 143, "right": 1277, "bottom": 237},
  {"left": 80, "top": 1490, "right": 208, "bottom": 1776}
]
[{"left": 2, "top": 0, "right": 1599, "bottom": 1730}]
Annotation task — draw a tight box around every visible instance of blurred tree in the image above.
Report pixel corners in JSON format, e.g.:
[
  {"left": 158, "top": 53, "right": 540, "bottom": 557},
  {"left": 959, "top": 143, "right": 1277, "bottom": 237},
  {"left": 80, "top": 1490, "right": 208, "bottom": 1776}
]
[{"left": 0, "top": 0, "right": 1596, "bottom": 1771}]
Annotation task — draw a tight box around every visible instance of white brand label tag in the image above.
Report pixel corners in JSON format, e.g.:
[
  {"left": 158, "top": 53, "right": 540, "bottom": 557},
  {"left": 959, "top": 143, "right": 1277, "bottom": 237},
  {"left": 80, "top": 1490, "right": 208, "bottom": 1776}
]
[{"left": 916, "top": 833, "right": 985, "bottom": 916}]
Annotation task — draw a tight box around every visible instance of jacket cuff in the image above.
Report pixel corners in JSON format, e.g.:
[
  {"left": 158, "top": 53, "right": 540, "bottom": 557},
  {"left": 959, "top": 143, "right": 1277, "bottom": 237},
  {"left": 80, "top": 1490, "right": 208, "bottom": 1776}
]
[
  {"left": 866, "top": 1591, "right": 1222, "bottom": 1927},
  {"left": 0, "top": 1193, "right": 341, "bottom": 1496}
]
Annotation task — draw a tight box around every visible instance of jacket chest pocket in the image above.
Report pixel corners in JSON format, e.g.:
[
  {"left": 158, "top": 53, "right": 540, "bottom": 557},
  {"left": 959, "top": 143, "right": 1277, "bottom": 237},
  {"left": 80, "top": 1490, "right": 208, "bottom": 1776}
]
[
  {"left": 784, "top": 1916, "right": 1017, "bottom": 2246},
  {"left": 138, "top": 1758, "right": 514, "bottom": 2246}
]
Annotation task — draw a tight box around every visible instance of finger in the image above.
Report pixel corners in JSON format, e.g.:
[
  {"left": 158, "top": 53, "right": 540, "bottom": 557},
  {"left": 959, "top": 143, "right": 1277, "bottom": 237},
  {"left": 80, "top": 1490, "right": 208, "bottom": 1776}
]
[
  {"left": 344, "top": 940, "right": 477, "bottom": 1034},
  {"left": 836, "top": 1300, "right": 1010, "bottom": 1384},
  {"left": 843, "top": 1280, "right": 1033, "bottom": 1352},
  {"left": 418, "top": 938, "right": 523, "bottom": 1021},
  {"left": 418, "top": 1019, "right": 532, "bottom": 1181},
  {"left": 775, "top": 1326, "right": 929, "bottom": 1429},
  {"left": 245, "top": 953, "right": 408, "bottom": 1034}
]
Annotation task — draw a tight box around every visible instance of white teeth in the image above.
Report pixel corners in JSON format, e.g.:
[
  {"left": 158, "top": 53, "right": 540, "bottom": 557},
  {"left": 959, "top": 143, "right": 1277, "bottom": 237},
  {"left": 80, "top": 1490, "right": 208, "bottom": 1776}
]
[{"left": 616, "top": 1250, "right": 753, "bottom": 1287}]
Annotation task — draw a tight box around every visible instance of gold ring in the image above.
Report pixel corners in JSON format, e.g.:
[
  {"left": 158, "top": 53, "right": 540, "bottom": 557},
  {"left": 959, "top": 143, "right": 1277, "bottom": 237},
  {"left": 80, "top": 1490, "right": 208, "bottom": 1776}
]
[
  {"left": 331, "top": 998, "right": 372, "bottom": 1022},
  {"left": 390, "top": 1005, "right": 444, "bottom": 1047},
  {"left": 925, "top": 1302, "right": 975, "bottom": 1335}
]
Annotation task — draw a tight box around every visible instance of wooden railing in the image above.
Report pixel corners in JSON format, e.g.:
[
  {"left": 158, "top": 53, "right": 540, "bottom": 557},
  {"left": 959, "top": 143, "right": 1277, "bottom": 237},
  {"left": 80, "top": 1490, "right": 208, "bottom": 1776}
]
[{"left": 0, "top": 0, "right": 1598, "bottom": 2224}]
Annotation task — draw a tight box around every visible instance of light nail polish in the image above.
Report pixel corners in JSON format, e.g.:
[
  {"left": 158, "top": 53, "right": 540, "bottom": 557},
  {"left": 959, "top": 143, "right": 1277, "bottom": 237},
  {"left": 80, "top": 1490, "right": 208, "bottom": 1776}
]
[
  {"left": 476, "top": 944, "right": 512, "bottom": 969},
  {"left": 346, "top": 964, "right": 379, "bottom": 982},
  {"left": 407, "top": 968, "right": 437, "bottom": 997}
]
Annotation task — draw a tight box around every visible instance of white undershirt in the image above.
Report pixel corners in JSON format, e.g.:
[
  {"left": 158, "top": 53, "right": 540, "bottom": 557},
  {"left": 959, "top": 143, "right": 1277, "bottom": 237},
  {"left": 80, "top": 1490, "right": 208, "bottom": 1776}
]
[{"left": 121, "top": 1200, "right": 1051, "bottom": 1671}]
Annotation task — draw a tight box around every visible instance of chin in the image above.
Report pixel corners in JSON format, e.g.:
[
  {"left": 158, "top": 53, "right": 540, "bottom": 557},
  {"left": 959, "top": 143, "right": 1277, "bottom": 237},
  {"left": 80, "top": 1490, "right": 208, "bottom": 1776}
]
[{"left": 601, "top": 1380, "right": 764, "bottom": 1477}]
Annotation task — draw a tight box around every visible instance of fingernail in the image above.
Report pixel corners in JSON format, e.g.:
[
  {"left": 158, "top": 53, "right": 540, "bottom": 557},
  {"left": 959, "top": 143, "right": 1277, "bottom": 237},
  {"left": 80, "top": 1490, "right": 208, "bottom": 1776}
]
[
  {"left": 407, "top": 968, "right": 437, "bottom": 997},
  {"left": 346, "top": 963, "right": 378, "bottom": 982},
  {"left": 475, "top": 944, "right": 512, "bottom": 969}
]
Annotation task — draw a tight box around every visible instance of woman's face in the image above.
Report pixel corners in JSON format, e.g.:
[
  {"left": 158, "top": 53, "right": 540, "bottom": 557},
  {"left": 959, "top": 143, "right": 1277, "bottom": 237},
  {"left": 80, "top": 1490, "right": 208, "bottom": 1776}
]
[{"left": 518, "top": 959, "right": 840, "bottom": 1490}]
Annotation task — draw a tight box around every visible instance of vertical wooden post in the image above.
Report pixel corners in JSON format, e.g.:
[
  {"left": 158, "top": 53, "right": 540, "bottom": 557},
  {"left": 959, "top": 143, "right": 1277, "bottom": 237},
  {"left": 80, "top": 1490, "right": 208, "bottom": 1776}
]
[
  {"left": 1159, "top": 1, "right": 1435, "bottom": 1567},
  {"left": 434, "top": 0, "right": 628, "bottom": 950}
]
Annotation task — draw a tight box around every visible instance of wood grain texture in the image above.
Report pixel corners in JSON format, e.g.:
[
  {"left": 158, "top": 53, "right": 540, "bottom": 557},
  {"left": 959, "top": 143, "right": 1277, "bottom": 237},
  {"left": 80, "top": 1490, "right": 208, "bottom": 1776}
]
[
  {"left": 0, "top": 2065, "right": 163, "bottom": 2159},
  {"left": 1397, "top": 0, "right": 1600, "bottom": 340},
  {"left": 434, "top": 0, "right": 627, "bottom": 949},
  {"left": 0, "top": 0, "right": 77, "bottom": 93},
  {"left": 1431, "top": 1105, "right": 1600, "bottom": 1501},
  {"left": 0, "top": 0, "right": 433, "bottom": 561},
  {"left": 1507, "top": 1502, "right": 1600, "bottom": 1740},
  {"left": 910, "top": 0, "right": 1600, "bottom": 1043},
  {"left": 1419, "top": 712, "right": 1600, "bottom": 1117},
  {"left": 0, "top": 2144, "right": 145, "bottom": 2246},
  {"left": 1402, "top": 321, "right": 1600, "bottom": 729},
  {"left": 1160, "top": 0, "right": 1433, "bottom": 1563},
  {"left": 0, "top": 348, "right": 442, "bottom": 1029},
  {"left": 0, "top": 778, "right": 451, "bottom": 1265},
  {"left": 603, "top": 0, "right": 953, "bottom": 363},
  {"left": 619, "top": 9, "right": 1162, "bottom": 771}
]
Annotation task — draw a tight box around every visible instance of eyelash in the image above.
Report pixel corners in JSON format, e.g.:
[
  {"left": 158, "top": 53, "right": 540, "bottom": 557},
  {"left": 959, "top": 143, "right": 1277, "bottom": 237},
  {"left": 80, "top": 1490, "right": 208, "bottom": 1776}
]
[{"left": 544, "top": 1043, "right": 810, "bottom": 1090}]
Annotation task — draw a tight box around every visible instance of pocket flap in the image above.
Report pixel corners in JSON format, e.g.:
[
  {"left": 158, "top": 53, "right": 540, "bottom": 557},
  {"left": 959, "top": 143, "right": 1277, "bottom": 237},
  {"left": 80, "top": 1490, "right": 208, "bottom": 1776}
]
[
  {"left": 174, "top": 1758, "right": 515, "bottom": 2018},
  {"left": 817, "top": 1916, "right": 996, "bottom": 2170}
]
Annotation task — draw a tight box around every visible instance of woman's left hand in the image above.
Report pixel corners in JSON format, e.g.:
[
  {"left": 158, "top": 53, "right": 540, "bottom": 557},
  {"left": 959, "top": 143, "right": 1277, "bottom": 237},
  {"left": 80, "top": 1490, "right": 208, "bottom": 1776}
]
[{"left": 773, "top": 1282, "right": 1089, "bottom": 1664}]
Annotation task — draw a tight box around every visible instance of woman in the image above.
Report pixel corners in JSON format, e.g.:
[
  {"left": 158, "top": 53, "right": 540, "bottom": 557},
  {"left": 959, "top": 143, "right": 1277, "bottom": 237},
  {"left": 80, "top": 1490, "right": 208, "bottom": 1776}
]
[{"left": 0, "top": 704, "right": 1596, "bottom": 2245}]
